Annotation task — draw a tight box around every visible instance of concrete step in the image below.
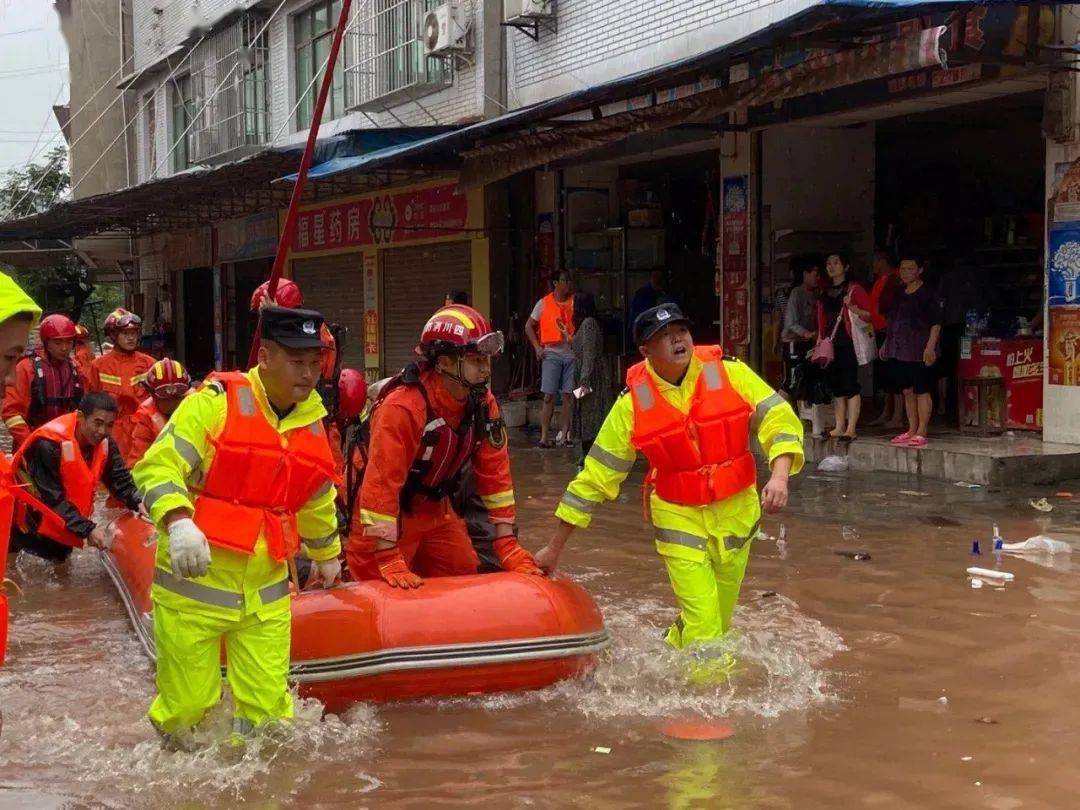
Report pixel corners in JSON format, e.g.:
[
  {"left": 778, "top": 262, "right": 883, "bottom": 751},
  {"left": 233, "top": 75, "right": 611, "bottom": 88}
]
[{"left": 805, "top": 429, "right": 1080, "bottom": 489}]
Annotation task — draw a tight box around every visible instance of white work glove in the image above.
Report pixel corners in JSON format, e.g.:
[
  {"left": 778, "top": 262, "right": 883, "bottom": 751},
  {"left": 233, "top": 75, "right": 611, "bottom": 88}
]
[
  {"left": 168, "top": 518, "right": 211, "bottom": 579},
  {"left": 310, "top": 557, "right": 341, "bottom": 588}
]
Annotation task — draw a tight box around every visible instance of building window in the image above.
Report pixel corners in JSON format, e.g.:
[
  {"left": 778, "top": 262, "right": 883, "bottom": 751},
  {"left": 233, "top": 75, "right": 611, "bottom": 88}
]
[
  {"left": 294, "top": 0, "right": 347, "bottom": 130},
  {"left": 171, "top": 74, "right": 194, "bottom": 172}
]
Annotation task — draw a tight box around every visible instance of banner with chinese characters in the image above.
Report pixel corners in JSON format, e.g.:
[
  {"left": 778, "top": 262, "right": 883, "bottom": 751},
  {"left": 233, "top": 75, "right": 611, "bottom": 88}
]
[
  {"left": 362, "top": 251, "right": 380, "bottom": 374},
  {"left": 291, "top": 181, "right": 471, "bottom": 254},
  {"left": 720, "top": 175, "right": 750, "bottom": 351}
]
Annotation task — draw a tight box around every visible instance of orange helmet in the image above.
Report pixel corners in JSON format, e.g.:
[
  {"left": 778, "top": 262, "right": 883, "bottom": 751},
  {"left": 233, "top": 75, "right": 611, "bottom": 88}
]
[
  {"left": 146, "top": 358, "right": 191, "bottom": 398},
  {"left": 250, "top": 279, "right": 304, "bottom": 311},
  {"left": 418, "top": 305, "right": 503, "bottom": 359},
  {"left": 74, "top": 324, "right": 90, "bottom": 342},
  {"left": 39, "top": 314, "right": 77, "bottom": 341},
  {"left": 337, "top": 368, "right": 368, "bottom": 422},
  {"left": 104, "top": 308, "right": 142, "bottom": 334}
]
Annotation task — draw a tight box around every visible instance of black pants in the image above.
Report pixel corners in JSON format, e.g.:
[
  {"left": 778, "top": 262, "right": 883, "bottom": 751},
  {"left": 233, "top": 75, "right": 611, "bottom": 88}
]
[{"left": 10, "top": 528, "right": 74, "bottom": 562}]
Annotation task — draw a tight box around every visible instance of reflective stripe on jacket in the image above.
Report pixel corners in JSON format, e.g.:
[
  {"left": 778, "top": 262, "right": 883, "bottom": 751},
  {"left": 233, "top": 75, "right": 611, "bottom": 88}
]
[
  {"left": 555, "top": 351, "right": 804, "bottom": 562},
  {"left": 133, "top": 367, "right": 340, "bottom": 620}
]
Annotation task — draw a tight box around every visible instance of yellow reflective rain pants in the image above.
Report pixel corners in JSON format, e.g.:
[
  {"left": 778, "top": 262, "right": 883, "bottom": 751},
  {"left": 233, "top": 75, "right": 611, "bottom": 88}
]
[{"left": 148, "top": 603, "right": 292, "bottom": 736}]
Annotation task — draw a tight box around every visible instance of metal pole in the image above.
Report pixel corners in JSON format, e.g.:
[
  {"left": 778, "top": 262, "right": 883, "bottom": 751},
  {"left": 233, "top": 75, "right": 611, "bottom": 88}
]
[{"left": 247, "top": 0, "right": 353, "bottom": 368}]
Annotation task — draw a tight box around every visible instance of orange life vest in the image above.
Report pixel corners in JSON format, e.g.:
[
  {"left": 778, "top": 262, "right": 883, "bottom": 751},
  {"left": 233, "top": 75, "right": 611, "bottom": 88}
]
[
  {"left": 10, "top": 412, "right": 108, "bottom": 548},
  {"left": 191, "top": 372, "right": 338, "bottom": 563},
  {"left": 628, "top": 345, "right": 756, "bottom": 507},
  {"left": 539, "top": 293, "right": 575, "bottom": 346}
]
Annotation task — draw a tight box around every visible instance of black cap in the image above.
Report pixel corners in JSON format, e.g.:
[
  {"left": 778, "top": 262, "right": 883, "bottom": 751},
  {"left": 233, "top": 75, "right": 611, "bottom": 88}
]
[
  {"left": 633, "top": 303, "right": 691, "bottom": 345},
  {"left": 260, "top": 305, "right": 325, "bottom": 349}
]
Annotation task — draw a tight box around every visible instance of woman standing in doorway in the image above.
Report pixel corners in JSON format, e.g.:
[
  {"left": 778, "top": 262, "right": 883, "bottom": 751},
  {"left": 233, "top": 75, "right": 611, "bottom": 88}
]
[
  {"left": 817, "top": 252, "right": 871, "bottom": 441},
  {"left": 571, "top": 292, "right": 612, "bottom": 469}
]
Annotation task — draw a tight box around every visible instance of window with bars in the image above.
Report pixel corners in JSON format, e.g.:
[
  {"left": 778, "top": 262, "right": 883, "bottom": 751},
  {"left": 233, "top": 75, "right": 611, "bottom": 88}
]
[
  {"left": 346, "top": 0, "right": 452, "bottom": 112},
  {"left": 294, "top": 0, "right": 348, "bottom": 130},
  {"left": 170, "top": 75, "right": 194, "bottom": 172}
]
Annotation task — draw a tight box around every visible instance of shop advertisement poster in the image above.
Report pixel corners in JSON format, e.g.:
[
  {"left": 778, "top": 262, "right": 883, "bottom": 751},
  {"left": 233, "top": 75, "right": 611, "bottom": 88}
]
[
  {"left": 1048, "top": 222, "right": 1080, "bottom": 305},
  {"left": 1049, "top": 306, "right": 1080, "bottom": 386},
  {"left": 721, "top": 175, "right": 749, "bottom": 348}
]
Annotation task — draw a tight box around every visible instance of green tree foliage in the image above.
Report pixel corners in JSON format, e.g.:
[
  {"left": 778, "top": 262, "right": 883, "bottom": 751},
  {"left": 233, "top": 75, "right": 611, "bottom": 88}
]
[{"left": 1, "top": 144, "right": 114, "bottom": 325}]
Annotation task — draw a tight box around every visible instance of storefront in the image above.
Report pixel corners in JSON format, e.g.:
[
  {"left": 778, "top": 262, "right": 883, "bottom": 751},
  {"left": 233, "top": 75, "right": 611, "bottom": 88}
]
[
  {"left": 749, "top": 3, "right": 1052, "bottom": 430},
  {"left": 287, "top": 178, "right": 485, "bottom": 378},
  {"left": 215, "top": 210, "right": 280, "bottom": 370}
]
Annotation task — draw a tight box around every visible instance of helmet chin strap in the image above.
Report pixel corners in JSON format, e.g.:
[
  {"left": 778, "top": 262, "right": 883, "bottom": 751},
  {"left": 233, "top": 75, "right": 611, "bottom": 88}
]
[{"left": 439, "top": 357, "right": 489, "bottom": 400}]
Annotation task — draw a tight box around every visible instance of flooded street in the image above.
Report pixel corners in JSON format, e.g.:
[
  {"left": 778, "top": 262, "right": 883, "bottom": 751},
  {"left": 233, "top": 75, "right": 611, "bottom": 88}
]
[{"left": 4, "top": 442, "right": 1080, "bottom": 808}]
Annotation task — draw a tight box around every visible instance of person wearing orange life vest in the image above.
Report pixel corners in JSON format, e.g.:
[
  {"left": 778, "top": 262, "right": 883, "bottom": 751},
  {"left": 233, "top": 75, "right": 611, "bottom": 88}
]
[
  {"left": 346, "top": 304, "right": 542, "bottom": 585},
  {"left": 525, "top": 270, "right": 576, "bottom": 448},
  {"left": 73, "top": 324, "right": 95, "bottom": 387},
  {"left": 9, "top": 392, "right": 142, "bottom": 563},
  {"left": 133, "top": 306, "right": 340, "bottom": 748},
  {"left": 3, "top": 313, "right": 84, "bottom": 451},
  {"left": 1, "top": 270, "right": 43, "bottom": 665},
  {"left": 536, "top": 304, "right": 804, "bottom": 652},
  {"left": 125, "top": 359, "right": 192, "bottom": 468},
  {"left": 250, "top": 279, "right": 343, "bottom": 466},
  {"left": 89, "top": 308, "right": 155, "bottom": 462}
]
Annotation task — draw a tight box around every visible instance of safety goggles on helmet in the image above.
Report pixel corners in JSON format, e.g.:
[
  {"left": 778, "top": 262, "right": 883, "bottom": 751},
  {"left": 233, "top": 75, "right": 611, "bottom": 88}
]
[{"left": 468, "top": 330, "right": 505, "bottom": 357}]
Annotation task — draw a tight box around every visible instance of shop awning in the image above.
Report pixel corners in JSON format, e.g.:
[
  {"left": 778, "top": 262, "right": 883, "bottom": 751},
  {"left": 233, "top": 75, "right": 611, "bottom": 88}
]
[
  {"left": 286, "top": 0, "right": 1064, "bottom": 190},
  {"left": 0, "top": 128, "right": 450, "bottom": 244}
]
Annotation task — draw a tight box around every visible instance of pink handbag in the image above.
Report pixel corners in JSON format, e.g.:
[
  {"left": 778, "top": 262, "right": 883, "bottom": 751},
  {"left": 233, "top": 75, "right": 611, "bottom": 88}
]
[{"left": 809, "top": 313, "right": 842, "bottom": 366}]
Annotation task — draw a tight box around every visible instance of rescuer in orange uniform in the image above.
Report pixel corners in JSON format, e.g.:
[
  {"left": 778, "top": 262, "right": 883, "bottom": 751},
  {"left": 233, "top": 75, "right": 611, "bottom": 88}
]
[
  {"left": 88, "top": 309, "right": 155, "bottom": 461},
  {"left": 10, "top": 392, "right": 143, "bottom": 563},
  {"left": 1, "top": 270, "right": 43, "bottom": 665},
  {"left": 73, "top": 324, "right": 95, "bottom": 386},
  {"left": 3, "top": 313, "right": 84, "bottom": 450},
  {"left": 125, "top": 359, "right": 192, "bottom": 467},
  {"left": 346, "top": 304, "right": 542, "bottom": 585}
]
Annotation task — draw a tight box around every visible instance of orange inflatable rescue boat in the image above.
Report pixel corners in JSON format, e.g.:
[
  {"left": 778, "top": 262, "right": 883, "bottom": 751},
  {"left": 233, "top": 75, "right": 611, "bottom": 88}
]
[{"left": 101, "top": 512, "right": 609, "bottom": 711}]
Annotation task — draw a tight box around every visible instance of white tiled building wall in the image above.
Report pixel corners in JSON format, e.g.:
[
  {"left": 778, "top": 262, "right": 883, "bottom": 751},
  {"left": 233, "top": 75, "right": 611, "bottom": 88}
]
[
  {"left": 506, "top": 0, "right": 817, "bottom": 107},
  {"left": 130, "top": 0, "right": 491, "bottom": 182}
]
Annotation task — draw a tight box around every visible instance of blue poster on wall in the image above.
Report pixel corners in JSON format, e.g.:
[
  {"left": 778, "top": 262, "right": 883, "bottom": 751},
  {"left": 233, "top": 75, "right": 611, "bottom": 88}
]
[{"left": 1048, "top": 223, "right": 1080, "bottom": 306}]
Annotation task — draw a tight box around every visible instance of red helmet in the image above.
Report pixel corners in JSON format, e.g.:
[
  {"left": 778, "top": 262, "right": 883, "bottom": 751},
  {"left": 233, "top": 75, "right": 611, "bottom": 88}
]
[
  {"left": 418, "top": 305, "right": 504, "bottom": 359},
  {"left": 251, "top": 279, "right": 304, "bottom": 311},
  {"left": 146, "top": 358, "right": 191, "bottom": 398},
  {"left": 104, "top": 308, "right": 142, "bottom": 333},
  {"left": 337, "top": 368, "right": 368, "bottom": 422},
  {"left": 73, "top": 324, "right": 90, "bottom": 341},
  {"left": 39, "top": 314, "right": 77, "bottom": 341}
]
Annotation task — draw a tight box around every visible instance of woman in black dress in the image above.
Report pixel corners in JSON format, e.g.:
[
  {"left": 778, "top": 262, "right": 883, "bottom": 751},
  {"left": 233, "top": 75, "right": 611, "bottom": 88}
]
[{"left": 817, "top": 252, "right": 872, "bottom": 441}]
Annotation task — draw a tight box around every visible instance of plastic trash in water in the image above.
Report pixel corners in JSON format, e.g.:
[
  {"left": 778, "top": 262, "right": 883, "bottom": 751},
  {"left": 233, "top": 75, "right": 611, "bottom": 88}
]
[
  {"left": 970, "top": 577, "right": 984, "bottom": 589},
  {"left": 1029, "top": 497, "right": 1054, "bottom": 513},
  {"left": 1000, "top": 535, "right": 1073, "bottom": 554},
  {"left": 971, "top": 540, "right": 981, "bottom": 555},
  {"left": 955, "top": 481, "right": 983, "bottom": 489},
  {"left": 817, "top": 455, "right": 849, "bottom": 472},
  {"left": 841, "top": 525, "right": 859, "bottom": 542},
  {"left": 966, "top": 567, "right": 1014, "bottom": 582}
]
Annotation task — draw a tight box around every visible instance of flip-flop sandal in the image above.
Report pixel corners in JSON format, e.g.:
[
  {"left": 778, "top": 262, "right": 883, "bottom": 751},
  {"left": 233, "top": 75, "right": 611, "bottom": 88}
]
[
  {"left": 890, "top": 433, "right": 913, "bottom": 446},
  {"left": 537, "top": 439, "right": 555, "bottom": 449},
  {"left": 906, "top": 436, "right": 928, "bottom": 448}
]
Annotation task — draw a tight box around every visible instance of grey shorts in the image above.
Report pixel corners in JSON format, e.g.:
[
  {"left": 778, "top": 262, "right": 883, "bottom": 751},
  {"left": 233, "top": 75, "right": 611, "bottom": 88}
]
[{"left": 540, "top": 351, "right": 576, "bottom": 395}]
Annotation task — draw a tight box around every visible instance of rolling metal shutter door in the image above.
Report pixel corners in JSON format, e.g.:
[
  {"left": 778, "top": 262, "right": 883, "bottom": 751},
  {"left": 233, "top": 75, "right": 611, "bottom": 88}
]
[
  {"left": 382, "top": 242, "right": 472, "bottom": 375},
  {"left": 292, "top": 254, "right": 365, "bottom": 370}
]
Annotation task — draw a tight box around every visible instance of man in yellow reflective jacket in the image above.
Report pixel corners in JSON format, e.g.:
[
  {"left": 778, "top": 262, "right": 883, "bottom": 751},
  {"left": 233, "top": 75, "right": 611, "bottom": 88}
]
[
  {"left": 133, "top": 306, "right": 341, "bottom": 748},
  {"left": 536, "top": 304, "right": 803, "bottom": 651}
]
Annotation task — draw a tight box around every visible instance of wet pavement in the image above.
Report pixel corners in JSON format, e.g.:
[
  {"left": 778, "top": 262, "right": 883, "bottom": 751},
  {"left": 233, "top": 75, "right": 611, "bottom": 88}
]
[{"left": 3, "top": 439, "right": 1080, "bottom": 808}]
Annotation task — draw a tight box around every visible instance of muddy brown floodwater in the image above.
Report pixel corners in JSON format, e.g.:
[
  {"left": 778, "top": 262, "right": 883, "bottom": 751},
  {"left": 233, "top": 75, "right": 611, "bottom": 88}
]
[{"left": 3, "top": 441, "right": 1080, "bottom": 809}]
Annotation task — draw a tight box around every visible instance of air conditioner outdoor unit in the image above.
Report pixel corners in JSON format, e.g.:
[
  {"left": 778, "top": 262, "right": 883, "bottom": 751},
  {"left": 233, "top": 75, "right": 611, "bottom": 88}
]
[
  {"left": 423, "top": 3, "right": 468, "bottom": 57},
  {"left": 504, "top": 0, "right": 554, "bottom": 22}
]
